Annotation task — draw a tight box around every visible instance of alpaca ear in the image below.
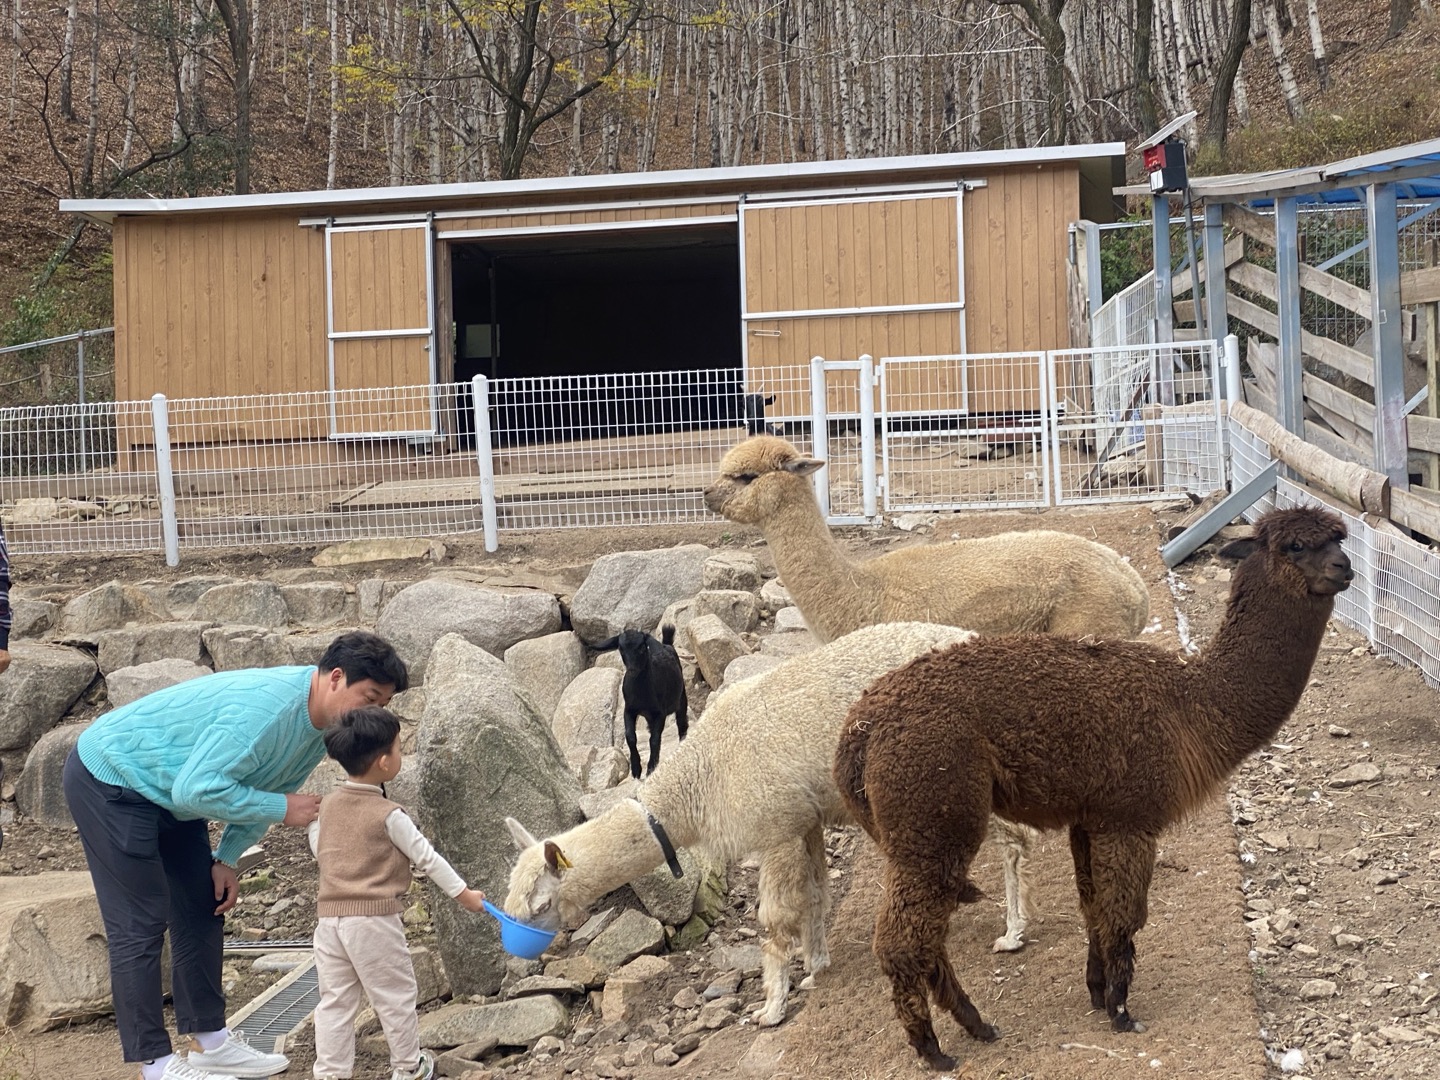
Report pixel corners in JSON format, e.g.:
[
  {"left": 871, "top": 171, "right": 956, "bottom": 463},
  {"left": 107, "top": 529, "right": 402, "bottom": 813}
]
[
  {"left": 1217, "top": 537, "right": 1261, "bottom": 561},
  {"left": 543, "top": 841, "right": 573, "bottom": 872},
  {"left": 505, "top": 817, "right": 539, "bottom": 851},
  {"left": 784, "top": 456, "right": 824, "bottom": 477}
]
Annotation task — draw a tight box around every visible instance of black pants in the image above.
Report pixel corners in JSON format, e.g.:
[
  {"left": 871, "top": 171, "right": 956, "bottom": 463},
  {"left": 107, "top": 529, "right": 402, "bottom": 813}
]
[{"left": 62, "top": 750, "right": 226, "bottom": 1063}]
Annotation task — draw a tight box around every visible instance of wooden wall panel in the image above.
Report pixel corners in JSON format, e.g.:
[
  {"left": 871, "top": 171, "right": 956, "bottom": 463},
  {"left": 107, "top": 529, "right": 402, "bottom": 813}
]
[
  {"left": 113, "top": 213, "right": 329, "bottom": 405},
  {"left": 963, "top": 166, "right": 1080, "bottom": 354}
]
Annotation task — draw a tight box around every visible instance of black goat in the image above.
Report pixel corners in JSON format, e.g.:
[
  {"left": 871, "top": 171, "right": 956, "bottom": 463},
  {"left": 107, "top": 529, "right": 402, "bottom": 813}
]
[
  {"left": 593, "top": 625, "right": 689, "bottom": 779},
  {"left": 743, "top": 388, "right": 778, "bottom": 436}
]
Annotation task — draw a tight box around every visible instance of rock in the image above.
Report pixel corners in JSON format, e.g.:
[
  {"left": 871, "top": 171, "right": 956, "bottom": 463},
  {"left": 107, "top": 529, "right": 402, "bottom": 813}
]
[
  {"left": 433, "top": 1038, "right": 500, "bottom": 1079},
  {"left": 106, "top": 658, "right": 212, "bottom": 708},
  {"left": 709, "top": 942, "right": 763, "bottom": 975},
  {"left": 285, "top": 630, "right": 363, "bottom": 667},
  {"left": 0, "top": 644, "right": 99, "bottom": 752},
  {"left": 412, "top": 945, "right": 449, "bottom": 1005},
  {"left": 0, "top": 872, "right": 112, "bottom": 1031},
  {"left": 738, "top": 1031, "right": 788, "bottom": 1076},
  {"left": 543, "top": 955, "right": 607, "bottom": 989},
  {"left": 757, "top": 631, "right": 819, "bottom": 659},
  {"left": 656, "top": 598, "right": 698, "bottom": 640},
  {"left": 569, "top": 545, "right": 712, "bottom": 645},
  {"left": 416, "top": 635, "right": 582, "bottom": 996},
  {"left": 772, "top": 606, "right": 810, "bottom": 633},
  {"left": 10, "top": 598, "right": 57, "bottom": 640},
  {"left": 1328, "top": 724, "right": 1351, "bottom": 737},
  {"left": 194, "top": 582, "right": 290, "bottom": 629},
  {"left": 250, "top": 952, "right": 311, "bottom": 973},
  {"left": 892, "top": 512, "right": 938, "bottom": 532},
  {"left": 693, "top": 590, "right": 759, "bottom": 634},
  {"left": 1334, "top": 933, "right": 1365, "bottom": 949},
  {"left": 58, "top": 582, "right": 165, "bottom": 639},
  {"left": 505, "top": 633, "right": 588, "bottom": 727},
  {"left": 1378, "top": 1025, "right": 1423, "bottom": 1043},
  {"left": 584, "top": 909, "right": 665, "bottom": 972},
  {"left": 312, "top": 538, "right": 445, "bottom": 567},
  {"left": 201, "top": 626, "right": 293, "bottom": 671},
  {"left": 601, "top": 978, "right": 645, "bottom": 1023},
  {"left": 15, "top": 723, "right": 89, "bottom": 828},
  {"left": 552, "top": 668, "right": 621, "bottom": 752},
  {"left": 570, "top": 909, "right": 616, "bottom": 948},
  {"left": 567, "top": 747, "right": 629, "bottom": 793},
  {"left": 685, "top": 614, "right": 749, "bottom": 689},
  {"left": 703, "top": 971, "right": 742, "bottom": 999},
  {"left": 1257, "top": 831, "right": 1291, "bottom": 850},
  {"left": 279, "top": 583, "right": 354, "bottom": 626},
  {"left": 150, "top": 576, "right": 235, "bottom": 620},
  {"left": 505, "top": 975, "right": 585, "bottom": 999},
  {"left": 1368, "top": 868, "right": 1400, "bottom": 886},
  {"left": 97, "top": 622, "right": 212, "bottom": 675},
  {"left": 378, "top": 579, "right": 561, "bottom": 679},
  {"left": 1299, "top": 979, "right": 1337, "bottom": 1001},
  {"left": 417, "top": 996, "right": 569, "bottom": 1049},
  {"left": 1328, "top": 762, "right": 1382, "bottom": 788},
  {"left": 758, "top": 579, "right": 792, "bottom": 614},
  {"left": 630, "top": 847, "right": 702, "bottom": 926},
  {"left": 702, "top": 552, "right": 762, "bottom": 593},
  {"left": 357, "top": 579, "right": 406, "bottom": 624},
  {"left": 721, "top": 653, "right": 782, "bottom": 687}
]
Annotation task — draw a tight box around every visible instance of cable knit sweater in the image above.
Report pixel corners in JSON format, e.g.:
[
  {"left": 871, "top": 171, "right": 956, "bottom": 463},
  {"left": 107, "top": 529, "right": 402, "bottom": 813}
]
[{"left": 76, "top": 665, "right": 322, "bottom": 867}]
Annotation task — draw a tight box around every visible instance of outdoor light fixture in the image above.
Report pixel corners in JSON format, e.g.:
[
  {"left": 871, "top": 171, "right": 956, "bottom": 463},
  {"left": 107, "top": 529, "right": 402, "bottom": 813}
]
[{"left": 1139, "top": 112, "right": 1196, "bottom": 194}]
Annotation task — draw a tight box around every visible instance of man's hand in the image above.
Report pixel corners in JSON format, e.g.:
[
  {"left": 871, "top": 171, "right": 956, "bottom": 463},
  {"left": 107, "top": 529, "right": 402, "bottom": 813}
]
[
  {"left": 0, "top": 649, "right": 10, "bottom": 675},
  {"left": 212, "top": 862, "right": 239, "bottom": 915},
  {"left": 456, "top": 887, "right": 487, "bottom": 913},
  {"left": 282, "top": 793, "right": 322, "bottom": 827}
]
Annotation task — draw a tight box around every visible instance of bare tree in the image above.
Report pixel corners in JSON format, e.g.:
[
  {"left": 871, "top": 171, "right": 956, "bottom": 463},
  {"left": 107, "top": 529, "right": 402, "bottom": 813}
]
[
  {"left": 1261, "top": 0, "right": 1303, "bottom": 119},
  {"left": 213, "top": 0, "right": 256, "bottom": 193},
  {"left": 1303, "top": 0, "right": 1327, "bottom": 90},
  {"left": 1203, "top": 0, "right": 1253, "bottom": 152},
  {"left": 992, "top": 0, "right": 1068, "bottom": 144},
  {"left": 446, "top": 0, "right": 648, "bottom": 181}
]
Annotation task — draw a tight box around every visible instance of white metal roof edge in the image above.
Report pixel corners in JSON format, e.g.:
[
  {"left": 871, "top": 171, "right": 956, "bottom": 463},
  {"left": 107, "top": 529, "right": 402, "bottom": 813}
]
[
  {"left": 1183, "top": 137, "right": 1440, "bottom": 201},
  {"left": 1322, "top": 136, "right": 1440, "bottom": 179},
  {"left": 59, "top": 143, "right": 1125, "bottom": 221}
]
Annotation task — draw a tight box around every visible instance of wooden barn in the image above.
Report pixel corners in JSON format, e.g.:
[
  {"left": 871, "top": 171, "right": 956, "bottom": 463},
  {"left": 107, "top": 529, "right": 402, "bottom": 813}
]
[{"left": 61, "top": 146, "right": 1122, "bottom": 447}]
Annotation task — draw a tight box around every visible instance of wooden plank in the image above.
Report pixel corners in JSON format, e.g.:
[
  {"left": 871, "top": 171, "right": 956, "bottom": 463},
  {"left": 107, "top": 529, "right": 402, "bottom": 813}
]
[
  {"left": 1172, "top": 234, "right": 1245, "bottom": 298},
  {"left": 1400, "top": 265, "right": 1440, "bottom": 305},
  {"left": 1392, "top": 487, "right": 1440, "bottom": 540},
  {"left": 1224, "top": 285, "right": 1373, "bottom": 384},
  {"left": 1299, "top": 263, "right": 1372, "bottom": 319},
  {"left": 1223, "top": 203, "right": 1276, "bottom": 248}
]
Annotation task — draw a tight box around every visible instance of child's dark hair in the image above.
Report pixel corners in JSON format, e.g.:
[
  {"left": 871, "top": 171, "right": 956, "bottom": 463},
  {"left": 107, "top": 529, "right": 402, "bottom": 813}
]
[
  {"left": 318, "top": 631, "right": 410, "bottom": 693},
  {"left": 323, "top": 706, "right": 401, "bottom": 776}
]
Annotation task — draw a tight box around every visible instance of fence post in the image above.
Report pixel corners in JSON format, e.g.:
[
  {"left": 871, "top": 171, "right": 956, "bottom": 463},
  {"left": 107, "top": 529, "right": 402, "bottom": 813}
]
[
  {"left": 150, "top": 393, "right": 180, "bottom": 567},
  {"left": 858, "top": 355, "right": 877, "bottom": 520},
  {"left": 1366, "top": 181, "right": 1409, "bottom": 491},
  {"left": 1223, "top": 333, "right": 1242, "bottom": 405},
  {"left": 77, "top": 331, "right": 88, "bottom": 473},
  {"left": 472, "top": 375, "right": 498, "bottom": 553},
  {"left": 1152, "top": 195, "right": 1174, "bottom": 344},
  {"left": 809, "top": 356, "right": 830, "bottom": 519}
]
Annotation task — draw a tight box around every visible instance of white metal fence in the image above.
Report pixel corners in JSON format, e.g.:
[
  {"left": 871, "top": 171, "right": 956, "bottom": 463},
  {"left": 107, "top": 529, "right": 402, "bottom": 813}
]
[
  {"left": 1, "top": 350, "right": 1231, "bottom": 562},
  {"left": 1091, "top": 270, "right": 1158, "bottom": 350},
  {"left": 1230, "top": 417, "right": 1440, "bottom": 689}
]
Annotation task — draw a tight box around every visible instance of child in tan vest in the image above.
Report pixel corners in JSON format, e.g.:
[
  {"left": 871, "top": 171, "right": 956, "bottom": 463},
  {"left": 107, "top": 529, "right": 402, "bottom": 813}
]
[{"left": 308, "top": 706, "right": 485, "bottom": 1080}]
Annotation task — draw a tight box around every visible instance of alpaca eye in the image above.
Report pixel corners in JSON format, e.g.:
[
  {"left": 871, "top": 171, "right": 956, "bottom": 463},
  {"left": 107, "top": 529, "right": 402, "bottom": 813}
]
[
  {"left": 1289, "top": 541, "right": 1305, "bottom": 553},
  {"left": 734, "top": 473, "right": 757, "bottom": 483}
]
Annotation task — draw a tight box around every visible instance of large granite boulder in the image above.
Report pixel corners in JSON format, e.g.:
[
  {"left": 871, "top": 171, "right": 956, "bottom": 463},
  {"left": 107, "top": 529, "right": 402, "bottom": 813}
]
[
  {"left": 105, "top": 658, "right": 212, "bottom": 708},
  {"left": 415, "top": 634, "right": 582, "bottom": 996},
  {"left": 0, "top": 644, "right": 98, "bottom": 752},
  {"left": 503, "top": 633, "right": 587, "bottom": 727},
  {"left": 568, "top": 545, "right": 712, "bottom": 645},
  {"left": 377, "top": 580, "right": 561, "bottom": 680},
  {"left": 0, "top": 872, "right": 113, "bottom": 1032},
  {"left": 193, "top": 582, "right": 290, "bottom": 629},
  {"left": 96, "top": 622, "right": 211, "bottom": 675},
  {"left": 15, "top": 723, "right": 89, "bottom": 828}
]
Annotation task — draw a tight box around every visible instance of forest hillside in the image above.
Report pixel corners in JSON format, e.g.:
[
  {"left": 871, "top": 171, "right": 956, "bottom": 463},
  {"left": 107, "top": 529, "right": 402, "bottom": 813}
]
[{"left": 1, "top": 0, "right": 1437, "bottom": 401}]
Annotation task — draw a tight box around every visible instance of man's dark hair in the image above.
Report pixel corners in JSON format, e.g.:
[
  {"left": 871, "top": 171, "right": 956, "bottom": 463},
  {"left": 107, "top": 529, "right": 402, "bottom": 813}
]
[
  {"left": 323, "top": 705, "right": 402, "bottom": 776},
  {"left": 318, "top": 631, "right": 409, "bottom": 693}
]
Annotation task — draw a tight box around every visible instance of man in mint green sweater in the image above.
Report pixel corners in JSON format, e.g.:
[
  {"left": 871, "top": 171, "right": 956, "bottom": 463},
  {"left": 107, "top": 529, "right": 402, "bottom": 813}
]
[{"left": 63, "top": 630, "right": 409, "bottom": 1080}]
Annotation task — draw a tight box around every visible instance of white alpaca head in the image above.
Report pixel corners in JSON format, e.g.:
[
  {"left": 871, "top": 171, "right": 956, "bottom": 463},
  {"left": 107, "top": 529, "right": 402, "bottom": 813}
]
[{"left": 503, "top": 817, "right": 588, "bottom": 931}]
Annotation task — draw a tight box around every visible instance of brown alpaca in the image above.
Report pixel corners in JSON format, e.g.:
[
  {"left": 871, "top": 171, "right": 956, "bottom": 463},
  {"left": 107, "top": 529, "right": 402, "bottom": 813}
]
[{"left": 833, "top": 505, "right": 1353, "bottom": 1071}]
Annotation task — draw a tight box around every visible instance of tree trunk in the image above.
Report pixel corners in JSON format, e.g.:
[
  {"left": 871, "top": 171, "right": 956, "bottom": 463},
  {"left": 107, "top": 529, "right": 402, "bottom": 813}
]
[
  {"left": 1304, "top": 0, "right": 1328, "bottom": 90},
  {"left": 59, "top": 0, "right": 78, "bottom": 120},
  {"left": 1262, "top": 0, "right": 1303, "bottom": 119},
  {"left": 1387, "top": 0, "right": 1413, "bottom": 38},
  {"left": 214, "top": 0, "right": 254, "bottom": 193},
  {"left": 78, "top": 0, "right": 99, "bottom": 194},
  {"left": 1134, "top": 0, "right": 1157, "bottom": 134},
  {"left": 327, "top": 0, "right": 340, "bottom": 187},
  {"left": 1203, "top": 0, "right": 1254, "bottom": 151}
]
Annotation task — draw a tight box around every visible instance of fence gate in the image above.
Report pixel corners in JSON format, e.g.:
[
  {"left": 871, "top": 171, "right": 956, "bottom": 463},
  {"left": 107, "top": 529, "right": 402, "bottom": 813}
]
[
  {"left": 1047, "top": 341, "right": 1226, "bottom": 505},
  {"left": 878, "top": 351, "right": 1050, "bottom": 511},
  {"left": 808, "top": 356, "right": 878, "bottom": 524}
]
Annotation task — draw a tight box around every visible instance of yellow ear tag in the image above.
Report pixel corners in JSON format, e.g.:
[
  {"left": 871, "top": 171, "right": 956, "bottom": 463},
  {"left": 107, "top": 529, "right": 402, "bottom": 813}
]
[{"left": 553, "top": 850, "right": 573, "bottom": 871}]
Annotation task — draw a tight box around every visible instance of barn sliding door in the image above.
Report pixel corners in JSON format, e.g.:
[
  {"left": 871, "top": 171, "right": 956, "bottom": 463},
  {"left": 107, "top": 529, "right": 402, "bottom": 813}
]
[
  {"left": 325, "top": 220, "right": 437, "bottom": 439},
  {"left": 739, "top": 187, "right": 966, "bottom": 424}
]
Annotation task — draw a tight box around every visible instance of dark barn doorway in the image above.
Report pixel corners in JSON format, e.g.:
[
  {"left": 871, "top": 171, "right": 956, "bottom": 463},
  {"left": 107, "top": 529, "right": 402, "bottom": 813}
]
[{"left": 449, "top": 225, "right": 743, "bottom": 447}]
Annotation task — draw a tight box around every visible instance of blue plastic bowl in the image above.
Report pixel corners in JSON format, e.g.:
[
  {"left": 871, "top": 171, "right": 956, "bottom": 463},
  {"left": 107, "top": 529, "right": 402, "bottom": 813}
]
[{"left": 483, "top": 900, "right": 558, "bottom": 959}]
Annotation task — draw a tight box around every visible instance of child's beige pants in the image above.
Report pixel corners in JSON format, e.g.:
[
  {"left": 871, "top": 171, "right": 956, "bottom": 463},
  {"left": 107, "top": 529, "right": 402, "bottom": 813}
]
[{"left": 311, "top": 913, "right": 420, "bottom": 1078}]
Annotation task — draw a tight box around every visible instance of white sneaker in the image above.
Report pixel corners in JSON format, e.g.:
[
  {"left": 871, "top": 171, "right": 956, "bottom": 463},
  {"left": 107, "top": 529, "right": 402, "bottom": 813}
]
[
  {"left": 149, "top": 1057, "right": 238, "bottom": 1080},
  {"left": 389, "top": 1050, "right": 435, "bottom": 1080},
  {"left": 186, "top": 1031, "right": 290, "bottom": 1079}
]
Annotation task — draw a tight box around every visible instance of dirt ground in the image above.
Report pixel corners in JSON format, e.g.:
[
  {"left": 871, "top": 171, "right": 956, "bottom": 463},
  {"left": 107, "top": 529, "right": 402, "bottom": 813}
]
[{"left": 3, "top": 501, "right": 1439, "bottom": 1080}]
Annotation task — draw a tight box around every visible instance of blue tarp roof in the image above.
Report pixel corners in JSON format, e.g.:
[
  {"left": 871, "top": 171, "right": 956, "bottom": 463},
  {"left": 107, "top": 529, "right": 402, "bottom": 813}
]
[{"left": 1186, "top": 137, "right": 1440, "bottom": 205}]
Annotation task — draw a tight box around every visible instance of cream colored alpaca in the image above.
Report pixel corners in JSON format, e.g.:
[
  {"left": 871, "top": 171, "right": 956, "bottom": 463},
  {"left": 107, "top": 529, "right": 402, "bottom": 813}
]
[
  {"left": 702, "top": 434, "right": 1150, "bottom": 645},
  {"left": 503, "top": 623, "right": 1033, "bottom": 1028}
]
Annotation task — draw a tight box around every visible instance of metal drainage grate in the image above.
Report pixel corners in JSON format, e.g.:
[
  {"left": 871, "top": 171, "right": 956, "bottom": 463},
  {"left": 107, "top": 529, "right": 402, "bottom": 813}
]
[{"left": 228, "top": 958, "right": 319, "bottom": 1053}]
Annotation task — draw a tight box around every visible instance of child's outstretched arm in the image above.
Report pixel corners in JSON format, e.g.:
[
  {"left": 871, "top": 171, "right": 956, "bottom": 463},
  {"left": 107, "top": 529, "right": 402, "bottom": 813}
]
[{"left": 385, "top": 808, "right": 484, "bottom": 911}]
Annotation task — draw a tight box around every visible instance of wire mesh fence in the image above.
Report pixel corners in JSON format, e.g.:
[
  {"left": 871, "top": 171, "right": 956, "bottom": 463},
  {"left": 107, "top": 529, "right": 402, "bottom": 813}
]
[
  {"left": 1, "top": 353, "right": 1231, "bottom": 560},
  {"left": 1050, "top": 342, "right": 1226, "bottom": 505},
  {"left": 1230, "top": 414, "right": 1440, "bottom": 690},
  {"left": 880, "top": 352, "right": 1049, "bottom": 511},
  {"left": 1091, "top": 271, "right": 1158, "bottom": 350}
]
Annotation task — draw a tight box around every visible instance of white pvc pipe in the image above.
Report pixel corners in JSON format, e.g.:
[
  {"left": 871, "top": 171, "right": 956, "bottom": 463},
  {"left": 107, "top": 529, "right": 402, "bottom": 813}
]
[
  {"left": 858, "top": 354, "right": 877, "bottom": 520},
  {"left": 472, "top": 375, "right": 499, "bottom": 553},
  {"left": 809, "top": 355, "right": 830, "bottom": 519},
  {"left": 1224, "top": 333, "right": 1242, "bottom": 405},
  {"left": 150, "top": 393, "right": 180, "bottom": 567}
]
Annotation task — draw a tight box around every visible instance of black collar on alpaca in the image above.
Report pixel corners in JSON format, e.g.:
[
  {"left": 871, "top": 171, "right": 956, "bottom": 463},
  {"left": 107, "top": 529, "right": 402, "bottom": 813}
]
[{"left": 646, "top": 811, "right": 683, "bottom": 878}]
